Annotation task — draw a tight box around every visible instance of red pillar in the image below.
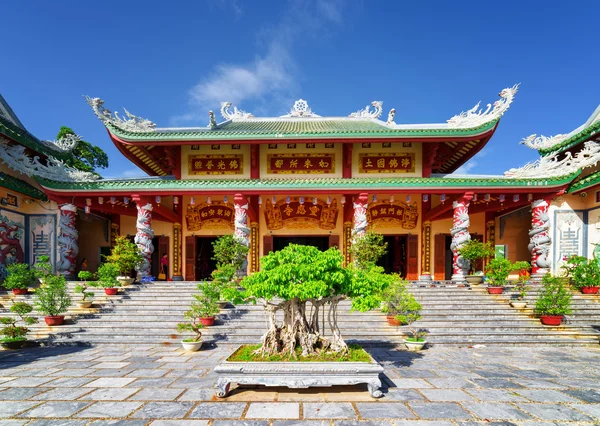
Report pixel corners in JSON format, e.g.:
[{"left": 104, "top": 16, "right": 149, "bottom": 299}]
[
  {"left": 352, "top": 193, "right": 368, "bottom": 241},
  {"left": 451, "top": 193, "right": 473, "bottom": 282},
  {"left": 530, "top": 198, "right": 552, "bottom": 276}
]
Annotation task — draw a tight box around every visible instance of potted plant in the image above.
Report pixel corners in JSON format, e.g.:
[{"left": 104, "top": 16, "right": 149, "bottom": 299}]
[
  {"left": 212, "top": 234, "right": 250, "bottom": 278},
  {"left": 534, "top": 274, "right": 572, "bottom": 325},
  {"left": 457, "top": 240, "right": 495, "bottom": 285},
  {"left": 96, "top": 262, "right": 121, "bottom": 295},
  {"left": 75, "top": 271, "right": 95, "bottom": 308},
  {"left": 485, "top": 257, "right": 513, "bottom": 294},
  {"left": 349, "top": 231, "right": 388, "bottom": 270},
  {"left": 380, "top": 276, "right": 406, "bottom": 326},
  {"left": 393, "top": 288, "right": 427, "bottom": 351},
  {"left": 177, "top": 303, "right": 205, "bottom": 351},
  {"left": 0, "top": 302, "right": 38, "bottom": 349},
  {"left": 3, "top": 263, "right": 36, "bottom": 295},
  {"left": 210, "top": 264, "right": 237, "bottom": 309},
  {"left": 510, "top": 275, "right": 530, "bottom": 308},
  {"left": 194, "top": 282, "right": 220, "bottom": 326},
  {"left": 105, "top": 236, "right": 143, "bottom": 286},
  {"left": 34, "top": 274, "right": 72, "bottom": 326},
  {"left": 570, "top": 257, "right": 600, "bottom": 294},
  {"left": 33, "top": 255, "right": 53, "bottom": 285},
  {"left": 512, "top": 260, "right": 531, "bottom": 278}
]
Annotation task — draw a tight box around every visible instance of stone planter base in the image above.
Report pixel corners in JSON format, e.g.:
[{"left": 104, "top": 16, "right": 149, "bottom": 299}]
[
  {"left": 465, "top": 276, "right": 483, "bottom": 285},
  {"left": 0, "top": 340, "right": 26, "bottom": 350},
  {"left": 510, "top": 301, "right": 527, "bottom": 309},
  {"left": 181, "top": 340, "right": 203, "bottom": 352},
  {"left": 214, "top": 350, "right": 384, "bottom": 398},
  {"left": 117, "top": 277, "right": 135, "bottom": 287}
]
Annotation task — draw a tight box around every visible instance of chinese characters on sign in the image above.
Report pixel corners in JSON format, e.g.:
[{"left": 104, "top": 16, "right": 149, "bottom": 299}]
[
  {"left": 267, "top": 154, "right": 335, "bottom": 174},
  {"left": 367, "top": 202, "right": 418, "bottom": 229},
  {"left": 188, "top": 154, "right": 243, "bottom": 175},
  {"left": 358, "top": 153, "right": 415, "bottom": 173},
  {"left": 186, "top": 203, "right": 234, "bottom": 231},
  {"left": 265, "top": 198, "right": 338, "bottom": 230}
]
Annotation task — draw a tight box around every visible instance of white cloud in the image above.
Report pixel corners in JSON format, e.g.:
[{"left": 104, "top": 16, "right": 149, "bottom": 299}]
[
  {"left": 453, "top": 150, "right": 489, "bottom": 175},
  {"left": 172, "top": 0, "right": 343, "bottom": 125}
]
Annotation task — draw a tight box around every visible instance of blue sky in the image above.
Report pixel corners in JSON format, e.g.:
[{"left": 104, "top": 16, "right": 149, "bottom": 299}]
[{"left": 2, "top": 0, "right": 599, "bottom": 178}]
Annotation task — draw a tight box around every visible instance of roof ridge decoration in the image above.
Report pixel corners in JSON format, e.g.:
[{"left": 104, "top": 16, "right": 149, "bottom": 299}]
[
  {"left": 504, "top": 140, "right": 600, "bottom": 179},
  {"left": 220, "top": 102, "right": 253, "bottom": 120},
  {"left": 41, "top": 133, "right": 80, "bottom": 153},
  {"left": 520, "top": 133, "right": 569, "bottom": 150},
  {"left": 85, "top": 96, "right": 156, "bottom": 133},
  {"left": 280, "top": 99, "right": 321, "bottom": 118},
  {"left": 348, "top": 101, "right": 383, "bottom": 119},
  {"left": 0, "top": 137, "right": 99, "bottom": 182},
  {"left": 447, "top": 84, "right": 520, "bottom": 128}
]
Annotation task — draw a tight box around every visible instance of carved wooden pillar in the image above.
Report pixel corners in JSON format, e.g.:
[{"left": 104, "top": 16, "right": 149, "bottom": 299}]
[
  {"left": 343, "top": 221, "right": 353, "bottom": 266},
  {"left": 250, "top": 222, "right": 259, "bottom": 273},
  {"left": 133, "top": 195, "right": 154, "bottom": 279},
  {"left": 451, "top": 193, "right": 473, "bottom": 282},
  {"left": 485, "top": 219, "right": 495, "bottom": 267},
  {"left": 172, "top": 222, "right": 183, "bottom": 281},
  {"left": 421, "top": 221, "right": 432, "bottom": 280},
  {"left": 530, "top": 198, "right": 552, "bottom": 277},
  {"left": 57, "top": 204, "right": 79, "bottom": 278}
]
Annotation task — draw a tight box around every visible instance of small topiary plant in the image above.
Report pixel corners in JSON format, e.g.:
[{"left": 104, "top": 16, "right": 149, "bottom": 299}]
[
  {"left": 34, "top": 275, "right": 72, "bottom": 317},
  {"left": 457, "top": 240, "right": 494, "bottom": 274},
  {"left": 75, "top": 271, "right": 95, "bottom": 302},
  {"left": 393, "top": 289, "right": 426, "bottom": 342},
  {"left": 105, "top": 236, "right": 143, "bottom": 277},
  {"left": 212, "top": 235, "right": 249, "bottom": 273},
  {"left": 193, "top": 282, "right": 220, "bottom": 318},
  {"left": 177, "top": 306, "right": 204, "bottom": 343},
  {"left": 534, "top": 274, "right": 572, "bottom": 317},
  {"left": 485, "top": 257, "right": 513, "bottom": 287},
  {"left": 96, "top": 262, "right": 121, "bottom": 288},
  {"left": 569, "top": 257, "right": 600, "bottom": 291},
  {"left": 3, "top": 263, "right": 36, "bottom": 291},
  {"left": 0, "top": 302, "right": 37, "bottom": 344},
  {"left": 33, "top": 255, "right": 53, "bottom": 284}
]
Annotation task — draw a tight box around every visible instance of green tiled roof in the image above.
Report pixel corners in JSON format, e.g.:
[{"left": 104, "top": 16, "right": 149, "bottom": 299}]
[
  {"left": 0, "top": 172, "right": 47, "bottom": 200},
  {"left": 568, "top": 170, "right": 600, "bottom": 193},
  {"left": 38, "top": 173, "right": 577, "bottom": 192},
  {"left": 0, "top": 115, "right": 69, "bottom": 160},
  {"left": 107, "top": 118, "right": 499, "bottom": 142},
  {"left": 538, "top": 119, "right": 600, "bottom": 156}
]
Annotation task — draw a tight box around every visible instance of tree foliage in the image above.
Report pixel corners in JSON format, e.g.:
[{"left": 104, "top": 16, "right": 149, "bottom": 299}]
[
  {"left": 34, "top": 275, "right": 72, "bottom": 316},
  {"left": 350, "top": 231, "right": 387, "bottom": 270},
  {"left": 57, "top": 126, "right": 109, "bottom": 175},
  {"left": 457, "top": 240, "right": 494, "bottom": 274},
  {"left": 485, "top": 258, "right": 513, "bottom": 287},
  {"left": 3, "top": 263, "right": 36, "bottom": 290},
  {"left": 534, "top": 274, "right": 572, "bottom": 316},
  {"left": 212, "top": 235, "right": 249, "bottom": 271},
  {"left": 105, "top": 236, "right": 144, "bottom": 276}
]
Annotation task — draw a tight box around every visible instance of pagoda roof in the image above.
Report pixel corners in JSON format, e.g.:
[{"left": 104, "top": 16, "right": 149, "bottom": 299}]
[{"left": 0, "top": 171, "right": 47, "bottom": 200}]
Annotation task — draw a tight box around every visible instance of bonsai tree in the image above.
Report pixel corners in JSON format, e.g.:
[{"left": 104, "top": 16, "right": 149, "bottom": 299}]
[
  {"left": 3, "top": 263, "right": 36, "bottom": 293},
  {"left": 212, "top": 234, "right": 249, "bottom": 275},
  {"left": 457, "top": 240, "right": 494, "bottom": 274},
  {"left": 229, "top": 244, "right": 393, "bottom": 357},
  {"left": 560, "top": 255, "right": 587, "bottom": 282},
  {"left": 194, "top": 282, "right": 220, "bottom": 319},
  {"left": 512, "top": 260, "right": 531, "bottom": 276},
  {"left": 350, "top": 231, "right": 387, "bottom": 270},
  {"left": 105, "top": 236, "right": 143, "bottom": 277},
  {"left": 0, "top": 302, "right": 37, "bottom": 346},
  {"left": 513, "top": 275, "right": 531, "bottom": 301},
  {"left": 75, "top": 271, "right": 95, "bottom": 304},
  {"left": 34, "top": 274, "right": 72, "bottom": 317},
  {"left": 485, "top": 257, "right": 513, "bottom": 287},
  {"left": 177, "top": 305, "right": 205, "bottom": 342},
  {"left": 33, "top": 255, "right": 53, "bottom": 284},
  {"left": 534, "top": 274, "right": 572, "bottom": 317},
  {"left": 380, "top": 276, "right": 407, "bottom": 316},
  {"left": 393, "top": 288, "right": 426, "bottom": 342},
  {"left": 569, "top": 257, "right": 600, "bottom": 292},
  {"left": 96, "top": 262, "right": 120, "bottom": 288}
]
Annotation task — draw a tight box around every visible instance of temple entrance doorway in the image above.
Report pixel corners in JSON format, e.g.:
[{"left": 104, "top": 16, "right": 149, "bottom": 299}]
[
  {"left": 378, "top": 235, "right": 418, "bottom": 279},
  {"left": 184, "top": 236, "right": 219, "bottom": 281},
  {"left": 272, "top": 236, "right": 330, "bottom": 252},
  {"left": 150, "top": 236, "right": 169, "bottom": 280}
]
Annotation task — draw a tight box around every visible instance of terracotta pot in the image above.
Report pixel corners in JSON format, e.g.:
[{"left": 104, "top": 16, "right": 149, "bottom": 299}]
[
  {"left": 540, "top": 315, "right": 563, "bottom": 326},
  {"left": 44, "top": 316, "right": 65, "bottom": 326},
  {"left": 104, "top": 288, "right": 118, "bottom": 295},
  {"left": 200, "top": 316, "right": 215, "bottom": 326},
  {"left": 582, "top": 286, "right": 599, "bottom": 294},
  {"left": 386, "top": 316, "right": 401, "bottom": 326},
  {"left": 12, "top": 288, "right": 28, "bottom": 295},
  {"left": 487, "top": 287, "right": 504, "bottom": 294}
]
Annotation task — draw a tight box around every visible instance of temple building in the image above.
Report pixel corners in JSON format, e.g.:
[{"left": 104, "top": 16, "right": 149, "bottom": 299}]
[{"left": 1, "top": 86, "right": 599, "bottom": 282}]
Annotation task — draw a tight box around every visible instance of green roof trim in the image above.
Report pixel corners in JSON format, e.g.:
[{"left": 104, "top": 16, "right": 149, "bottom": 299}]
[
  {"left": 538, "top": 119, "right": 600, "bottom": 156},
  {"left": 107, "top": 118, "right": 499, "bottom": 142},
  {"left": 0, "top": 116, "right": 69, "bottom": 160},
  {"left": 38, "top": 173, "right": 577, "bottom": 192},
  {"left": 0, "top": 172, "right": 47, "bottom": 200},
  {"left": 568, "top": 170, "right": 600, "bottom": 193}
]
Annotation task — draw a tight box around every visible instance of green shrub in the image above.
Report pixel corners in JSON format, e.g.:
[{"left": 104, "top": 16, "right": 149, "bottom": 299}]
[
  {"left": 75, "top": 271, "right": 95, "bottom": 302},
  {"left": 350, "top": 231, "right": 387, "bottom": 270},
  {"left": 458, "top": 240, "right": 494, "bottom": 274},
  {"left": 3, "top": 263, "right": 36, "bottom": 290},
  {"left": 211, "top": 235, "right": 249, "bottom": 271},
  {"left": 34, "top": 275, "right": 72, "bottom": 316},
  {"left": 534, "top": 274, "right": 572, "bottom": 316},
  {"left": 33, "top": 255, "right": 53, "bottom": 282},
  {"left": 485, "top": 258, "right": 513, "bottom": 287},
  {"left": 96, "top": 263, "right": 120, "bottom": 288},
  {"left": 569, "top": 257, "right": 600, "bottom": 290},
  {"left": 105, "top": 236, "right": 143, "bottom": 276},
  {"left": 0, "top": 302, "right": 37, "bottom": 343}
]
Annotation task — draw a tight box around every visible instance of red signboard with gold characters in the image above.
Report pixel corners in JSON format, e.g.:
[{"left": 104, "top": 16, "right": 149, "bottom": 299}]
[
  {"left": 188, "top": 154, "right": 243, "bottom": 175},
  {"left": 358, "top": 153, "right": 415, "bottom": 173},
  {"left": 367, "top": 201, "right": 418, "bottom": 229},
  {"left": 267, "top": 153, "right": 335, "bottom": 174},
  {"left": 265, "top": 197, "right": 338, "bottom": 230},
  {"left": 186, "top": 202, "right": 234, "bottom": 231}
]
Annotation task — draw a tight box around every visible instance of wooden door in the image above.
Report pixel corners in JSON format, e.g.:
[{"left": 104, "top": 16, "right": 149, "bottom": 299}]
[
  {"left": 157, "top": 236, "right": 169, "bottom": 279},
  {"left": 263, "top": 235, "right": 273, "bottom": 256},
  {"left": 434, "top": 234, "right": 446, "bottom": 280},
  {"left": 185, "top": 236, "right": 196, "bottom": 281},
  {"left": 329, "top": 234, "right": 340, "bottom": 249},
  {"left": 406, "top": 234, "right": 418, "bottom": 280}
]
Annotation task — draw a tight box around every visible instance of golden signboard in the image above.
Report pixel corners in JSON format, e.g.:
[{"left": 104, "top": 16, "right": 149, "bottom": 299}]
[
  {"left": 186, "top": 203, "right": 234, "bottom": 231},
  {"left": 267, "top": 153, "right": 335, "bottom": 174},
  {"left": 188, "top": 154, "right": 243, "bottom": 175},
  {"left": 358, "top": 153, "right": 415, "bottom": 173},
  {"left": 367, "top": 201, "right": 418, "bottom": 229},
  {"left": 265, "top": 197, "right": 338, "bottom": 230}
]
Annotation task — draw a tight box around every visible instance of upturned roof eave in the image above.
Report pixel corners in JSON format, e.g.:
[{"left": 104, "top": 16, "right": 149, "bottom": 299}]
[
  {"left": 0, "top": 116, "right": 69, "bottom": 161},
  {"left": 538, "top": 117, "right": 600, "bottom": 156}
]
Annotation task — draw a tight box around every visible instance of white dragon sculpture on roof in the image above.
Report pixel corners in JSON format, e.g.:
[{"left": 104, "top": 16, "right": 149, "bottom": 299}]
[
  {"left": 348, "top": 101, "right": 383, "bottom": 119},
  {"left": 220, "top": 102, "right": 254, "bottom": 120},
  {"left": 447, "top": 84, "right": 520, "bottom": 128},
  {"left": 85, "top": 96, "right": 156, "bottom": 133}
]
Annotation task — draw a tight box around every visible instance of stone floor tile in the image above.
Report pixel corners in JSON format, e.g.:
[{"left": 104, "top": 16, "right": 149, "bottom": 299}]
[
  {"left": 356, "top": 402, "right": 415, "bottom": 419},
  {"left": 408, "top": 402, "right": 472, "bottom": 419},
  {"left": 224, "top": 389, "right": 279, "bottom": 402},
  {"left": 394, "top": 422, "right": 455, "bottom": 426},
  {"left": 47, "top": 369, "right": 92, "bottom": 377},
  {"left": 388, "top": 379, "right": 432, "bottom": 389},
  {"left": 426, "top": 378, "right": 476, "bottom": 388},
  {"left": 395, "top": 369, "right": 440, "bottom": 378},
  {"left": 0, "top": 401, "right": 41, "bottom": 418},
  {"left": 169, "top": 378, "right": 211, "bottom": 388},
  {"left": 177, "top": 388, "right": 216, "bottom": 401},
  {"left": 272, "top": 421, "right": 329, "bottom": 426},
  {"left": 150, "top": 421, "right": 210, "bottom": 426},
  {"left": 303, "top": 402, "right": 356, "bottom": 419},
  {"left": 434, "top": 369, "right": 483, "bottom": 378},
  {"left": 92, "top": 362, "right": 131, "bottom": 369},
  {"left": 277, "top": 389, "right": 325, "bottom": 402},
  {"left": 0, "top": 378, "right": 16, "bottom": 384},
  {"left": 188, "top": 402, "right": 246, "bottom": 419},
  {"left": 323, "top": 389, "right": 377, "bottom": 402},
  {"left": 19, "top": 401, "right": 91, "bottom": 418},
  {"left": 88, "top": 421, "right": 148, "bottom": 426},
  {"left": 466, "top": 389, "right": 528, "bottom": 402},
  {"left": 131, "top": 401, "right": 194, "bottom": 418},
  {"left": 127, "top": 378, "right": 177, "bottom": 388},
  {"left": 26, "top": 421, "right": 88, "bottom": 426},
  {"left": 334, "top": 421, "right": 394, "bottom": 426},
  {"left": 74, "top": 401, "right": 144, "bottom": 418},
  {"left": 419, "top": 389, "right": 474, "bottom": 401},
  {"left": 80, "top": 387, "right": 141, "bottom": 400},
  {"left": 125, "top": 368, "right": 168, "bottom": 378},
  {"left": 245, "top": 402, "right": 299, "bottom": 419},
  {"left": 512, "top": 379, "right": 567, "bottom": 389},
  {"left": 45, "top": 377, "right": 96, "bottom": 387},
  {"left": 11, "top": 368, "right": 62, "bottom": 377},
  {"left": 555, "top": 379, "right": 600, "bottom": 388},
  {"left": 570, "top": 403, "right": 600, "bottom": 419},
  {"left": 469, "top": 378, "right": 523, "bottom": 389},
  {"left": 30, "top": 387, "right": 93, "bottom": 400},
  {"left": 157, "top": 356, "right": 192, "bottom": 362},
  {"left": 461, "top": 402, "right": 532, "bottom": 420},
  {"left": 0, "top": 421, "right": 27, "bottom": 426},
  {"left": 84, "top": 377, "right": 136, "bottom": 388},
  {"left": 93, "top": 355, "right": 131, "bottom": 362},
  {"left": 515, "top": 389, "right": 582, "bottom": 402},
  {"left": 3, "top": 377, "right": 55, "bottom": 387},
  {"left": 88, "top": 368, "right": 136, "bottom": 378},
  {"left": 519, "top": 403, "right": 595, "bottom": 421},
  {"left": 212, "top": 421, "right": 269, "bottom": 426},
  {"left": 0, "top": 387, "right": 49, "bottom": 400},
  {"left": 563, "top": 388, "right": 600, "bottom": 403},
  {"left": 128, "top": 387, "right": 184, "bottom": 401}
]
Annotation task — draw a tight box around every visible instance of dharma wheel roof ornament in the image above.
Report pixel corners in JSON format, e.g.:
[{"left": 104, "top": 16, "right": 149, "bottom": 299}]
[
  {"left": 348, "top": 101, "right": 383, "bottom": 119},
  {"left": 447, "top": 84, "right": 520, "bottom": 128},
  {"left": 281, "top": 99, "right": 321, "bottom": 118},
  {"left": 220, "top": 102, "right": 254, "bottom": 120},
  {"left": 85, "top": 96, "right": 156, "bottom": 133}
]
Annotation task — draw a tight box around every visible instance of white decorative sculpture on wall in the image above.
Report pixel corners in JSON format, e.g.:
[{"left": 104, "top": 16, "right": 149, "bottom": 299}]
[
  {"left": 281, "top": 99, "right": 321, "bottom": 118},
  {"left": 447, "top": 84, "right": 520, "bottom": 128},
  {"left": 42, "top": 133, "right": 80, "bottom": 153}
]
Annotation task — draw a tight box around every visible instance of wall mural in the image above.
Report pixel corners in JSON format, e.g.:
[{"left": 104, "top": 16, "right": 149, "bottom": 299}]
[
  {"left": 265, "top": 198, "right": 338, "bottom": 230},
  {"left": 367, "top": 201, "right": 418, "bottom": 229},
  {"left": 186, "top": 202, "right": 234, "bottom": 231},
  {"left": 28, "top": 214, "right": 56, "bottom": 271},
  {"left": 554, "top": 211, "right": 584, "bottom": 271},
  {"left": 0, "top": 210, "right": 25, "bottom": 280}
]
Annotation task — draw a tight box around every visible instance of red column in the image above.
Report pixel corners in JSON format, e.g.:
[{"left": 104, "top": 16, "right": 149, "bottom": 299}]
[
  {"left": 451, "top": 193, "right": 473, "bottom": 282},
  {"left": 352, "top": 193, "right": 368, "bottom": 241},
  {"left": 132, "top": 195, "right": 154, "bottom": 279},
  {"left": 57, "top": 204, "right": 79, "bottom": 278},
  {"left": 530, "top": 198, "right": 552, "bottom": 276}
]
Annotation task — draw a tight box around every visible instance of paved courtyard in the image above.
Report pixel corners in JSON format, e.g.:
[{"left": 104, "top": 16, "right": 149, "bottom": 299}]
[{"left": 0, "top": 344, "right": 599, "bottom": 425}]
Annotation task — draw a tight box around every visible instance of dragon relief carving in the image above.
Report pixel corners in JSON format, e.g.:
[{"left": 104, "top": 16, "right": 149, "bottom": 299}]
[
  {"left": 220, "top": 102, "right": 254, "bottom": 120},
  {"left": 135, "top": 203, "right": 154, "bottom": 278},
  {"left": 450, "top": 200, "right": 471, "bottom": 278},
  {"left": 85, "top": 96, "right": 156, "bottom": 133},
  {"left": 349, "top": 101, "right": 383, "bottom": 119},
  {"left": 447, "top": 84, "right": 520, "bottom": 128},
  {"left": 42, "top": 133, "right": 80, "bottom": 153},
  {"left": 520, "top": 133, "right": 569, "bottom": 151},
  {"left": 57, "top": 204, "right": 79, "bottom": 278},
  {"left": 529, "top": 199, "right": 551, "bottom": 272}
]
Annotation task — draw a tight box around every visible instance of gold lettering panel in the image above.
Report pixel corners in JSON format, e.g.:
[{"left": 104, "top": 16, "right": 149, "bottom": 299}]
[
  {"left": 367, "top": 201, "right": 418, "bottom": 229},
  {"left": 188, "top": 154, "right": 243, "bottom": 175},
  {"left": 264, "top": 197, "right": 338, "bottom": 230},
  {"left": 186, "top": 202, "right": 234, "bottom": 231}
]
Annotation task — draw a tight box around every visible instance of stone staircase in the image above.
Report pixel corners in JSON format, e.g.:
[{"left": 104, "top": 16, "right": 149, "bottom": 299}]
[
  {"left": 406, "top": 282, "right": 600, "bottom": 346},
  {"left": 1, "top": 280, "right": 598, "bottom": 348}
]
